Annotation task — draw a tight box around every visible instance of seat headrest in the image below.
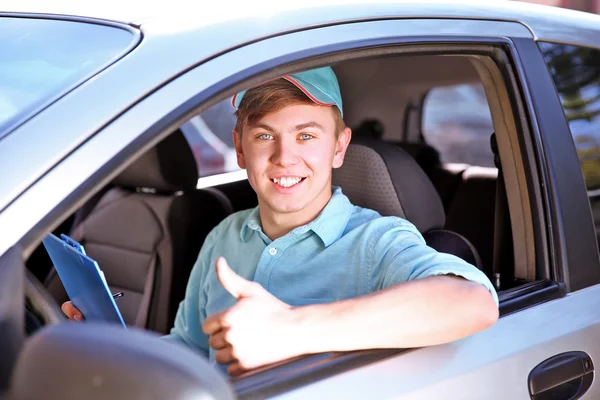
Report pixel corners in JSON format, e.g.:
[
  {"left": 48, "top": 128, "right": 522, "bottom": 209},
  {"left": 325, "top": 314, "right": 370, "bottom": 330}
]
[
  {"left": 332, "top": 140, "right": 445, "bottom": 233},
  {"left": 394, "top": 142, "right": 441, "bottom": 171},
  {"left": 113, "top": 130, "right": 199, "bottom": 192}
]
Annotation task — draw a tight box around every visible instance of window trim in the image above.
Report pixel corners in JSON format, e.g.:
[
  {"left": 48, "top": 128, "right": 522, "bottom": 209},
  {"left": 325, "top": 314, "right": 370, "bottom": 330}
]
[{"left": 470, "top": 54, "right": 537, "bottom": 282}]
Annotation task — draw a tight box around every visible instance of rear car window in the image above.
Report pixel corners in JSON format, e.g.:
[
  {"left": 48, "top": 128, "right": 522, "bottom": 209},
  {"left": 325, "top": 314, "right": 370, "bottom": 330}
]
[
  {"left": 422, "top": 83, "right": 495, "bottom": 167},
  {"left": 180, "top": 99, "right": 241, "bottom": 178},
  {"left": 0, "top": 17, "right": 135, "bottom": 137},
  {"left": 539, "top": 42, "right": 600, "bottom": 245}
]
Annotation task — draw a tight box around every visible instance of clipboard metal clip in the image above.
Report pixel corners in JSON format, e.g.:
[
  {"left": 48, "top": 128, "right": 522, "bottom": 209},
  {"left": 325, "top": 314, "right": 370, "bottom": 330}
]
[{"left": 60, "top": 234, "right": 86, "bottom": 255}]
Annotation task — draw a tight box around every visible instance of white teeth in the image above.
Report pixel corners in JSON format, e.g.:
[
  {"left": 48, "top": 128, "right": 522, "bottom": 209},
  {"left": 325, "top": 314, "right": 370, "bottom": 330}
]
[{"left": 273, "top": 177, "right": 302, "bottom": 188}]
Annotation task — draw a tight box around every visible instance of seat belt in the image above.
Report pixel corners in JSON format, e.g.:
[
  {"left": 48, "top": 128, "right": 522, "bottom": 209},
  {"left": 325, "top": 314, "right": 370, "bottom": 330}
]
[
  {"left": 135, "top": 255, "right": 156, "bottom": 329},
  {"left": 491, "top": 133, "right": 514, "bottom": 291}
]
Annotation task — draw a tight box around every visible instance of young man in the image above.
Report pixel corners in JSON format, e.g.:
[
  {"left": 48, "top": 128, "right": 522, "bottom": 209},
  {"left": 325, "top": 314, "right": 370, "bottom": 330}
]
[{"left": 63, "top": 66, "right": 499, "bottom": 377}]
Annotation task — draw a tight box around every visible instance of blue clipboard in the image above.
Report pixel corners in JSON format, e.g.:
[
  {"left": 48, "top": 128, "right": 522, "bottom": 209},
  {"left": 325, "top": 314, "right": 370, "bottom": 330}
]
[{"left": 42, "top": 233, "right": 126, "bottom": 328}]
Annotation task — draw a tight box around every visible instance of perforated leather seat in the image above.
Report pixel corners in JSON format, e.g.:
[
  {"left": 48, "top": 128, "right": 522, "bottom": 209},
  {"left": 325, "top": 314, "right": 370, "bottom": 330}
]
[
  {"left": 332, "top": 139, "right": 482, "bottom": 270},
  {"left": 45, "top": 131, "right": 233, "bottom": 333}
]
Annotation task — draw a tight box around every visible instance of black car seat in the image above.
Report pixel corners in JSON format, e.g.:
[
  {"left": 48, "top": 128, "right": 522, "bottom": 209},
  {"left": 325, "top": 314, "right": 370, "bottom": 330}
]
[
  {"left": 332, "top": 139, "right": 483, "bottom": 271},
  {"left": 445, "top": 166, "right": 498, "bottom": 277},
  {"left": 44, "top": 131, "right": 233, "bottom": 333},
  {"left": 392, "top": 142, "right": 467, "bottom": 212},
  {"left": 214, "top": 179, "right": 258, "bottom": 213}
]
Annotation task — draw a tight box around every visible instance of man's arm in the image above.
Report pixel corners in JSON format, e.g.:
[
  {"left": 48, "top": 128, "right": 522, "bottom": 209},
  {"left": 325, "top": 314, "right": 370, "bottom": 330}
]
[
  {"left": 290, "top": 274, "right": 498, "bottom": 354},
  {"left": 203, "top": 257, "right": 498, "bottom": 376},
  {"left": 329, "top": 220, "right": 500, "bottom": 350}
]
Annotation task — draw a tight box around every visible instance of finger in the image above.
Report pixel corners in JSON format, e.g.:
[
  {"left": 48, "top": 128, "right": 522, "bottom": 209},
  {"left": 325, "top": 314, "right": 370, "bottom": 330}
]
[
  {"left": 227, "top": 362, "right": 248, "bottom": 377},
  {"left": 61, "top": 301, "right": 84, "bottom": 321},
  {"left": 216, "top": 257, "right": 255, "bottom": 299},
  {"left": 208, "top": 330, "right": 229, "bottom": 350},
  {"left": 215, "top": 346, "right": 236, "bottom": 365},
  {"left": 202, "top": 311, "right": 226, "bottom": 335}
]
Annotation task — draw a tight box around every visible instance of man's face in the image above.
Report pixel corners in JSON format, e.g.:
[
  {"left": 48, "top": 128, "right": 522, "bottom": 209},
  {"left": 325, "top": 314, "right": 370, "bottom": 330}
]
[{"left": 233, "top": 103, "right": 351, "bottom": 218}]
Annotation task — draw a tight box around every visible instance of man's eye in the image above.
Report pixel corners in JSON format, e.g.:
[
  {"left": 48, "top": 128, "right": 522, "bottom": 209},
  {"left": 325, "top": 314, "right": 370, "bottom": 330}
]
[
  {"left": 257, "top": 134, "right": 273, "bottom": 140},
  {"left": 299, "top": 134, "right": 313, "bottom": 141}
]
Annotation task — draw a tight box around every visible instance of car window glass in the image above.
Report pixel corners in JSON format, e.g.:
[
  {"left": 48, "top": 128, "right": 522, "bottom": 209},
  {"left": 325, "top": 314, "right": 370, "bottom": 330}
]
[
  {"left": 180, "top": 99, "right": 241, "bottom": 178},
  {"left": 422, "top": 83, "right": 495, "bottom": 167},
  {"left": 539, "top": 42, "right": 600, "bottom": 246},
  {"left": 0, "top": 17, "right": 134, "bottom": 137}
]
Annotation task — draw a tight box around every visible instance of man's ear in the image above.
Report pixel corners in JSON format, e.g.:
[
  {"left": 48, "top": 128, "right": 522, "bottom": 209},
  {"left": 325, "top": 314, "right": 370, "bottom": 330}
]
[
  {"left": 332, "top": 127, "right": 352, "bottom": 169},
  {"left": 232, "top": 130, "right": 246, "bottom": 169}
]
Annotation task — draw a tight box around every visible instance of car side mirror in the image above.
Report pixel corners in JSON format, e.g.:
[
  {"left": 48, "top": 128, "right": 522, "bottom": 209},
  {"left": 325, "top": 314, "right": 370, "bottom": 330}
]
[{"left": 7, "top": 323, "right": 235, "bottom": 400}]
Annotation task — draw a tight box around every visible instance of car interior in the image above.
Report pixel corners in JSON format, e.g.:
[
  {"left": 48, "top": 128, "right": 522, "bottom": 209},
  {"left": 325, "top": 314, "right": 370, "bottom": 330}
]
[{"left": 20, "top": 52, "right": 532, "bottom": 378}]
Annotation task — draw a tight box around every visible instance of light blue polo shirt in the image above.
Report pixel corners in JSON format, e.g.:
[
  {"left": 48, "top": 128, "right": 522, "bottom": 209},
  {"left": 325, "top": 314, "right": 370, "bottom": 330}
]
[{"left": 165, "top": 186, "right": 498, "bottom": 362}]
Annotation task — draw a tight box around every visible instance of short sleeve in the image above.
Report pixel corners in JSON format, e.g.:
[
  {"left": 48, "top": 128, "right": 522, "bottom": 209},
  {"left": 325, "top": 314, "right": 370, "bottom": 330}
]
[{"left": 369, "top": 218, "right": 498, "bottom": 306}]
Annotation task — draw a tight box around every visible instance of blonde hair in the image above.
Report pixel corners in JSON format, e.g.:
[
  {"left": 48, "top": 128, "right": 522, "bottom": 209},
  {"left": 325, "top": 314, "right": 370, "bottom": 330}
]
[{"left": 234, "top": 79, "right": 345, "bottom": 137}]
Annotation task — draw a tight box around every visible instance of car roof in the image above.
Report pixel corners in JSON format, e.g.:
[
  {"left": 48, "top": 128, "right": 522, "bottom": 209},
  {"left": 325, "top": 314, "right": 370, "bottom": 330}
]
[{"left": 4, "top": 0, "right": 600, "bottom": 47}]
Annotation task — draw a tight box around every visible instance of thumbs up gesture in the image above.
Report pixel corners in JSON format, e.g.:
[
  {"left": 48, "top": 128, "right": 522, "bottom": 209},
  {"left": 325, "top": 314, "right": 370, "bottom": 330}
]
[{"left": 202, "top": 257, "right": 298, "bottom": 376}]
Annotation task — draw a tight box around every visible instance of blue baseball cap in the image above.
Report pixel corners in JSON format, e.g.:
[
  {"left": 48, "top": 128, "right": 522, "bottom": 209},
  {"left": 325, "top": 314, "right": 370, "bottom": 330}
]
[{"left": 232, "top": 66, "right": 344, "bottom": 117}]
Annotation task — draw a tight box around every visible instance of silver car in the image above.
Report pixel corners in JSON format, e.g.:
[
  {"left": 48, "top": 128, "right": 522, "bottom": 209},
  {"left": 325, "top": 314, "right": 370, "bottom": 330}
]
[{"left": 2, "top": 1, "right": 600, "bottom": 399}]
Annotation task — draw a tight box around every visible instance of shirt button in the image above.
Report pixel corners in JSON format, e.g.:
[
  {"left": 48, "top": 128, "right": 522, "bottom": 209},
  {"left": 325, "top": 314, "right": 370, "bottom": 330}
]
[{"left": 269, "top": 247, "right": 277, "bottom": 256}]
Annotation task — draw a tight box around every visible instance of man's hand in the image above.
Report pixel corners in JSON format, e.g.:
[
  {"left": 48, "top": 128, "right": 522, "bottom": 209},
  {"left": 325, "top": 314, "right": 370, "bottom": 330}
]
[
  {"left": 61, "top": 301, "right": 84, "bottom": 321},
  {"left": 202, "top": 257, "right": 300, "bottom": 376}
]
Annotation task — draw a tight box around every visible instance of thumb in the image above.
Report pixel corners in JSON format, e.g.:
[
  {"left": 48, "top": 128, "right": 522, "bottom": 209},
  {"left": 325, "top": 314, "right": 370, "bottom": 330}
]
[{"left": 216, "top": 257, "right": 254, "bottom": 299}]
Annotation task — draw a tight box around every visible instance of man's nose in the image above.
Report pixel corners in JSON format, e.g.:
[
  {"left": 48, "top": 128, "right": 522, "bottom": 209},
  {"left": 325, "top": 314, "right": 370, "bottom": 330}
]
[{"left": 271, "top": 138, "right": 300, "bottom": 166}]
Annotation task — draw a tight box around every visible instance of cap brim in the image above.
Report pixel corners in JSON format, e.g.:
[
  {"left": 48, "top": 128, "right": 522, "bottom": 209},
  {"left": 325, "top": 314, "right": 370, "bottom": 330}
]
[
  {"left": 232, "top": 90, "right": 247, "bottom": 109},
  {"left": 281, "top": 76, "right": 336, "bottom": 107},
  {"left": 232, "top": 76, "right": 341, "bottom": 116}
]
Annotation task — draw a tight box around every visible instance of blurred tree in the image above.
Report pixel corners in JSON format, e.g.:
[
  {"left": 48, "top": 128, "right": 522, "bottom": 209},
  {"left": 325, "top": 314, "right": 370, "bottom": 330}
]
[
  {"left": 540, "top": 43, "right": 600, "bottom": 122},
  {"left": 540, "top": 42, "right": 600, "bottom": 190}
]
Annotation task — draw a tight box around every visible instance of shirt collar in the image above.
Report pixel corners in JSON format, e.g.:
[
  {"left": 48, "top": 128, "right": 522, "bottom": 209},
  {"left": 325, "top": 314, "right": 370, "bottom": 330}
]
[
  {"left": 306, "top": 186, "right": 354, "bottom": 246},
  {"left": 240, "top": 206, "right": 263, "bottom": 242},
  {"left": 239, "top": 186, "right": 354, "bottom": 247}
]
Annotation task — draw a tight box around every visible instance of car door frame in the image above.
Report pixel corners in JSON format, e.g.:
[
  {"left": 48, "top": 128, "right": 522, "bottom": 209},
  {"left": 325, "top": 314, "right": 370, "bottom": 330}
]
[
  {"left": 3, "top": 16, "right": 600, "bottom": 400},
  {"left": 508, "top": 36, "right": 600, "bottom": 291}
]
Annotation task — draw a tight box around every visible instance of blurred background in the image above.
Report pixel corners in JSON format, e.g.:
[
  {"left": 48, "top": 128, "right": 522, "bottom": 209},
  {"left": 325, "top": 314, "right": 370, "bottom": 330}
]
[{"left": 517, "top": 0, "right": 600, "bottom": 13}]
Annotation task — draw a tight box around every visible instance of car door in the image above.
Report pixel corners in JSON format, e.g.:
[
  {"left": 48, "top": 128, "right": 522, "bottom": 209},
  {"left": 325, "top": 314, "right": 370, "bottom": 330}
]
[
  {"left": 3, "top": 8, "right": 600, "bottom": 400},
  {"left": 213, "top": 19, "right": 599, "bottom": 400}
]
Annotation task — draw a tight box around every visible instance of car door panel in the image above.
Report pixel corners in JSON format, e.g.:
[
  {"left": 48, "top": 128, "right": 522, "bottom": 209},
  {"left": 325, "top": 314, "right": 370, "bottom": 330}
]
[{"left": 269, "top": 285, "right": 600, "bottom": 399}]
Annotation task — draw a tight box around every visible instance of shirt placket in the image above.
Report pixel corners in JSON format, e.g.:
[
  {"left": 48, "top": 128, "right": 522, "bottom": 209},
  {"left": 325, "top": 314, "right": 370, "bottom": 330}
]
[{"left": 252, "top": 237, "right": 290, "bottom": 290}]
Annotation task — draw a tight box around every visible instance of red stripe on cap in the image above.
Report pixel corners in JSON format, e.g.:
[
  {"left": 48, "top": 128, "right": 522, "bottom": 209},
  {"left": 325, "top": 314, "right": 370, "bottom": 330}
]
[
  {"left": 283, "top": 76, "right": 335, "bottom": 106},
  {"left": 232, "top": 93, "right": 238, "bottom": 108}
]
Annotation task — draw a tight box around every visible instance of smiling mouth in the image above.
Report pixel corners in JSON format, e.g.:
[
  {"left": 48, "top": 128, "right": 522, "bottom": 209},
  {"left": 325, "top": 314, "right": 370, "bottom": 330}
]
[{"left": 271, "top": 177, "right": 307, "bottom": 188}]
